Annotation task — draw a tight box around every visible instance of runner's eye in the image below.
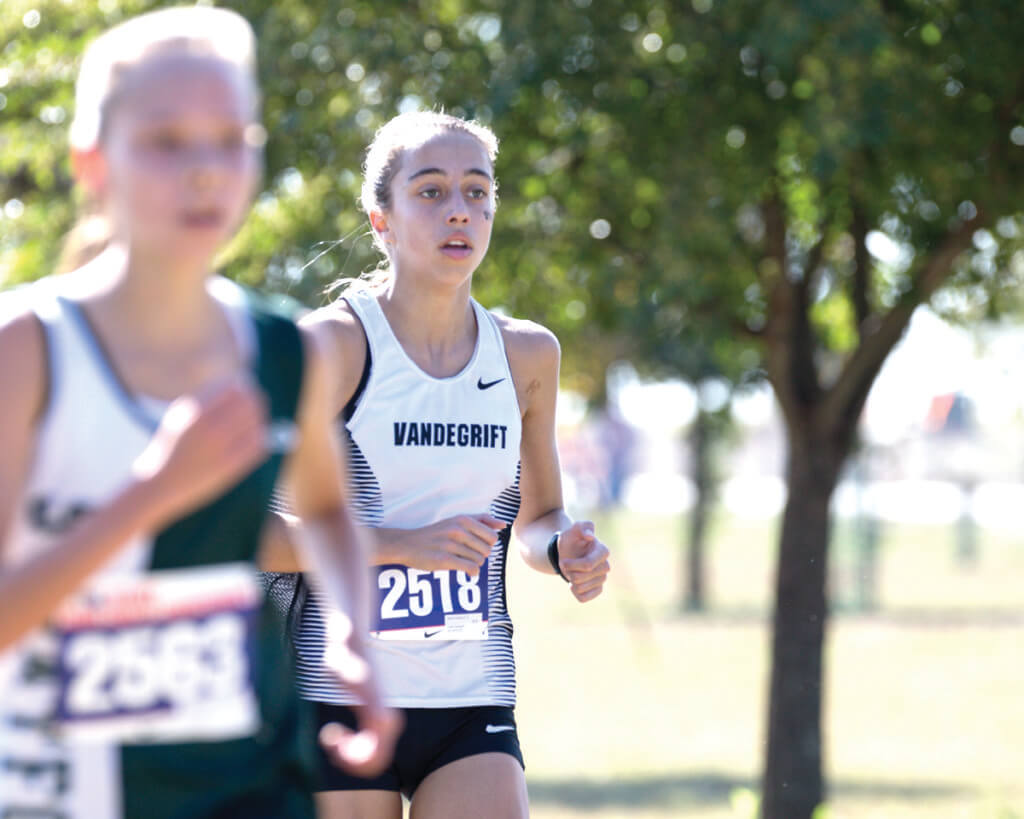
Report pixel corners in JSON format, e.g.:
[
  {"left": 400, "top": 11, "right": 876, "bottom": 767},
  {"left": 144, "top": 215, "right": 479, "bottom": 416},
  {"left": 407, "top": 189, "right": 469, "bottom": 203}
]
[
  {"left": 219, "top": 131, "right": 245, "bottom": 151},
  {"left": 150, "top": 132, "right": 185, "bottom": 152}
]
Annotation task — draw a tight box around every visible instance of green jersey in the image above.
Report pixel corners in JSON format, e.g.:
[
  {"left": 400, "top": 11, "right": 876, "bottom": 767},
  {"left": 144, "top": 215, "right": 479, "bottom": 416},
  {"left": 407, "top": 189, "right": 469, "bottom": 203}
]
[{"left": 0, "top": 279, "right": 316, "bottom": 818}]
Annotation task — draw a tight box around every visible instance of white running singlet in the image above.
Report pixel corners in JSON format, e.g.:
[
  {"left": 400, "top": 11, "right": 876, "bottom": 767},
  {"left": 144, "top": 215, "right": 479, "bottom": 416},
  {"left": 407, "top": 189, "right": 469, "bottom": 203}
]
[
  {"left": 293, "top": 289, "right": 523, "bottom": 708},
  {"left": 0, "top": 277, "right": 270, "bottom": 818}
]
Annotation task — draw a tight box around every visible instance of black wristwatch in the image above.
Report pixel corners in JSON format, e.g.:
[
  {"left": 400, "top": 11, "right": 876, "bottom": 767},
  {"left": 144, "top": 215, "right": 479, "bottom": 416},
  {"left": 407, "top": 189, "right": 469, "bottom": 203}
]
[{"left": 546, "top": 532, "right": 569, "bottom": 582}]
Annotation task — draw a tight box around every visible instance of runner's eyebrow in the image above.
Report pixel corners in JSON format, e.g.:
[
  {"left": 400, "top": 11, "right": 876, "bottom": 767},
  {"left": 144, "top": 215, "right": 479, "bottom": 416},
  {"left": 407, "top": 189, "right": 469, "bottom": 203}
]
[{"left": 407, "top": 167, "right": 492, "bottom": 181}]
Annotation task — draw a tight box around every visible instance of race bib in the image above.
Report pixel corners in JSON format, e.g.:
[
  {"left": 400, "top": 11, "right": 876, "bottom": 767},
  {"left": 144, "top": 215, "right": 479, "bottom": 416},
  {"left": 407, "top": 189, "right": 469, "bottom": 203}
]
[
  {"left": 51, "top": 563, "right": 262, "bottom": 744},
  {"left": 371, "top": 564, "right": 488, "bottom": 641}
]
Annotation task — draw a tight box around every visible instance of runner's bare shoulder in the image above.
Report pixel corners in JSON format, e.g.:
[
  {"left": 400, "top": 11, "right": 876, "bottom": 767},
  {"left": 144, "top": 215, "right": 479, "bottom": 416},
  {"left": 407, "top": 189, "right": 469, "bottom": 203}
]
[
  {"left": 0, "top": 289, "right": 49, "bottom": 426},
  {"left": 491, "top": 312, "right": 560, "bottom": 389}
]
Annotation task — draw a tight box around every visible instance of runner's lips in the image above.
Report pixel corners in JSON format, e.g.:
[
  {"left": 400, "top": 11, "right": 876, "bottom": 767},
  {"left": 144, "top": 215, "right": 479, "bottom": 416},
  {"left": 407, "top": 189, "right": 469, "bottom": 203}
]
[
  {"left": 440, "top": 234, "right": 473, "bottom": 250},
  {"left": 180, "top": 209, "right": 224, "bottom": 228}
]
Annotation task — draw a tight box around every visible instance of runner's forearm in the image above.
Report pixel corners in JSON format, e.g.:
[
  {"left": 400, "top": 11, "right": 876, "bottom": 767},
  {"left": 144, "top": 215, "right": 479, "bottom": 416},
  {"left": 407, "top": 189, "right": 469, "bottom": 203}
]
[
  {"left": 513, "top": 509, "right": 573, "bottom": 574},
  {"left": 0, "top": 477, "right": 167, "bottom": 651}
]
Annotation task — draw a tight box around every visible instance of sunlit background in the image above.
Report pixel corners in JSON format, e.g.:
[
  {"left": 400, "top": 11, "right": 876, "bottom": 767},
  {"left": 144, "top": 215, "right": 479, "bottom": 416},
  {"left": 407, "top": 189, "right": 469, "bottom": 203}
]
[
  {"left": 577, "top": 305, "right": 1024, "bottom": 534},
  {"left": 540, "top": 303, "right": 1024, "bottom": 818},
  {"left": 3, "top": 1, "right": 1024, "bottom": 817}
]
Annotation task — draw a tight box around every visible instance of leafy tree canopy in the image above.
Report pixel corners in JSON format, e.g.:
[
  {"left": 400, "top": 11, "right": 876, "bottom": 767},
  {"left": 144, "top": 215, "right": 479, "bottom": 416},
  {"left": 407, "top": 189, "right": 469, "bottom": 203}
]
[{"left": 4, "top": 1, "right": 1022, "bottom": 398}]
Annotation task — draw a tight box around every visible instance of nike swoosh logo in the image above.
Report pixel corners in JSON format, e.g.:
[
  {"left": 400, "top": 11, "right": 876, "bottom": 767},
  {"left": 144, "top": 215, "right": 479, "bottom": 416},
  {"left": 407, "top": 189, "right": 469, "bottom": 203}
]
[
  {"left": 423, "top": 629, "right": 442, "bottom": 638},
  {"left": 477, "top": 377, "right": 505, "bottom": 390},
  {"left": 485, "top": 724, "right": 515, "bottom": 733}
]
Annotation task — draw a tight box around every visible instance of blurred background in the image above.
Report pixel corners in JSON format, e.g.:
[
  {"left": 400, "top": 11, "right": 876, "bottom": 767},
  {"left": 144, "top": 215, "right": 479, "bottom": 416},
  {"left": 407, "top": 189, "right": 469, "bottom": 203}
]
[{"left": 2, "top": 1, "right": 1023, "bottom": 817}]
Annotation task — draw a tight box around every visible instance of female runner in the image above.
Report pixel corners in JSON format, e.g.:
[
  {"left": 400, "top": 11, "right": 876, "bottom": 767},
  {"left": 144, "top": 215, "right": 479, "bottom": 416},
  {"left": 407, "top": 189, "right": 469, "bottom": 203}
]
[
  {"left": 288, "top": 110, "right": 612, "bottom": 818},
  {"left": 0, "top": 8, "right": 397, "bottom": 817}
]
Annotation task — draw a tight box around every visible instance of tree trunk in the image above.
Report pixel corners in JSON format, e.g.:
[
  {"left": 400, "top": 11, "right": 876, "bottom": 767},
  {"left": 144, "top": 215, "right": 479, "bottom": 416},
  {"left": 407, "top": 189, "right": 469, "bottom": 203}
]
[
  {"left": 684, "top": 408, "right": 712, "bottom": 611},
  {"left": 761, "top": 432, "right": 843, "bottom": 819},
  {"left": 754, "top": 164, "right": 978, "bottom": 819}
]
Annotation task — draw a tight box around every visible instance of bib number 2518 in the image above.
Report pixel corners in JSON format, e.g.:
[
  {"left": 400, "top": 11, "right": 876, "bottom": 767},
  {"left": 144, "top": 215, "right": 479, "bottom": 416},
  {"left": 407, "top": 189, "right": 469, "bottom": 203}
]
[{"left": 372, "top": 565, "right": 488, "bottom": 640}]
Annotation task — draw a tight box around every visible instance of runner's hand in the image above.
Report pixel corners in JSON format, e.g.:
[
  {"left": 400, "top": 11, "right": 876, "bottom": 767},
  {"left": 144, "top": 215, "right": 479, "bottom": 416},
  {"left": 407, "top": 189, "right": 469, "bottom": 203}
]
[
  {"left": 394, "top": 514, "right": 506, "bottom": 575},
  {"left": 321, "top": 612, "right": 403, "bottom": 777},
  {"left": 319, "top": 702, "right": 403, "bottom": 779},
  {"left": 556, "top": 521, "right": 611, "bottom": 603},
  {"left": 132, "top": 377, "right": 268, "bottom": 525}
]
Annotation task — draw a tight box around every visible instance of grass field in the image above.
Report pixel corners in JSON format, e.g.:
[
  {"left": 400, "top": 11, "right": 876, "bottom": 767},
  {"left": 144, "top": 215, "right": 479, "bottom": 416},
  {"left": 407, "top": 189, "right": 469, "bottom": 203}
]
[{"left": 506, "top": 510, "right": 1024, "bottom": 818}]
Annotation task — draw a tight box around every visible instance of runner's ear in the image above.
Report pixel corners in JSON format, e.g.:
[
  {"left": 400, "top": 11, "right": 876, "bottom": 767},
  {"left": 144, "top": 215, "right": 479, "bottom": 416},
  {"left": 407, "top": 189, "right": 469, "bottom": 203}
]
[
  {"left": 71, "top": 146, "right": 108, "bottom": 198},
  {"left": 369, "top": 210, "right": 391, "bottom": 242}
]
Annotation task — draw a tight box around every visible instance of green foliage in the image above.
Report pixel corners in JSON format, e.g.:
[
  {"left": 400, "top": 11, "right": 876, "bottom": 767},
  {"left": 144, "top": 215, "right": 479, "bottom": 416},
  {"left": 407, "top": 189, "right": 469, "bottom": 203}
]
[
  {"left": 5, "top": 4, "right": 1024, "bottom": 811},
  {"left": 3, "top": 0, "right": 1024, "bottom": 394}
]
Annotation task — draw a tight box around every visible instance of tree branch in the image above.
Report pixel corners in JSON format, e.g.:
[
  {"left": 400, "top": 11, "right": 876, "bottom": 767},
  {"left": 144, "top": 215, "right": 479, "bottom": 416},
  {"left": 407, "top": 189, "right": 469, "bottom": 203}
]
[
  {"left": 761, "top": 194, "right": 797, "bottom": 419},
  {"left": 802, "top": 233, "right": 828, "bottom": 301},
  {"left": 760, "top": 193, "right": 822, "bottom": 429},
  {"left": 820, "top": 211, "right": 984, "bottom": 433},
  {"left": 850, "top": 203, "right": 872, "bottom": 329}
]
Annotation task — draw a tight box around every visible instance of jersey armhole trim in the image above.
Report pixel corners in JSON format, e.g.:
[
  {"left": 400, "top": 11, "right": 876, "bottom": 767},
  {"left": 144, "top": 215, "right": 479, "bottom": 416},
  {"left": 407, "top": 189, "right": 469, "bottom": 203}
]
[
  {"left": 29, "top": 309, "right": 55, "bottom": 429},
  {"left": 340, "top": 294, "right": 375, "bottom": 429},
  {"left": 342, "top": 342, "right": 371, "bottom": 422}
]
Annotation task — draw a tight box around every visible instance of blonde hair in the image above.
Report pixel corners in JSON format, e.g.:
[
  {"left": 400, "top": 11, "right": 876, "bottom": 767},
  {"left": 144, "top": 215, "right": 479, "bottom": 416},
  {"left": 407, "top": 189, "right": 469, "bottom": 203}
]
[
  {"left": 328, "top": 110, "right": 498, "bottom": 294},
  {"left": 58, "top": 6, "right": 258, "bottom": 273}
]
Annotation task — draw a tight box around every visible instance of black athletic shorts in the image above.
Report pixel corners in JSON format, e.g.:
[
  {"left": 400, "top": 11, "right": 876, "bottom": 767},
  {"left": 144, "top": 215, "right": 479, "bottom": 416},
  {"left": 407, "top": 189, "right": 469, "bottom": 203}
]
[{"left": 314, "top": 702, "right": 525, "bottom": 798}]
